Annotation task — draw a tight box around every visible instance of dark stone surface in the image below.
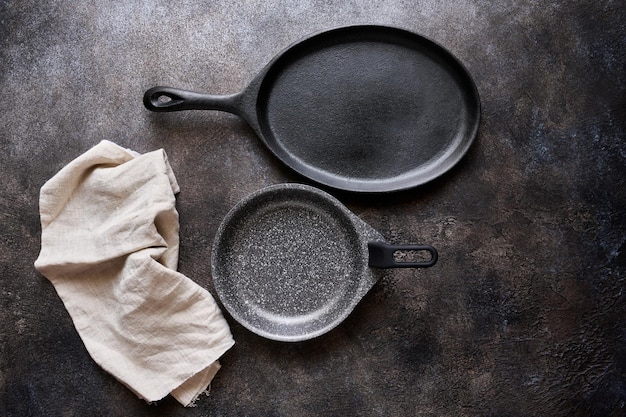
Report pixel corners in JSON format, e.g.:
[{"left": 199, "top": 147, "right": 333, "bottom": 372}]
[{"left": 1, "top": 1, "right": 624, "bottom": 416}]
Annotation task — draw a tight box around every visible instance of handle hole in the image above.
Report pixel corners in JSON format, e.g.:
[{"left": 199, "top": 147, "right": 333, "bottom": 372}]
[
  {"left": 157, "top": 94, "right": 173, "bottom": 104},
  {"left": 393, "top": 249, "right": 432, "bottom": 263},
  {"left": 149, "top": 92, "right": 183, "bottom": 108}
]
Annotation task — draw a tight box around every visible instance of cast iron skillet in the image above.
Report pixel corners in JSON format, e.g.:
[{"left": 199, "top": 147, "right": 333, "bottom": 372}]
[
  {"left": 144, "top": 25, "right": 480, "bottom": 193},
  {"left": 211, "top": 183, "right": 437, "bottom": 342}
]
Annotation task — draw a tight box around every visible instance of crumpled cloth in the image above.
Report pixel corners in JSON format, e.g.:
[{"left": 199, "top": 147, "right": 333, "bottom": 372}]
[{"left": 34, "top": 140, "right": 234, "bottom": 406}]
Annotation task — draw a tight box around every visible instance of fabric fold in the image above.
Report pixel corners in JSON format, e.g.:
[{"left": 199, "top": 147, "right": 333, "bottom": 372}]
[{"left": 34, "top": 140, "right": 234, "bottom": 406}]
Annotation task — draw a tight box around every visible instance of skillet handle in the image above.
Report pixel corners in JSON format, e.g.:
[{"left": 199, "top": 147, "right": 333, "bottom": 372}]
[
  {"left": 368, "top": 241, "right": 437, "bottom": 268},
  {"left": 143, "top": 86, "right": 243, "bottom": 116}
]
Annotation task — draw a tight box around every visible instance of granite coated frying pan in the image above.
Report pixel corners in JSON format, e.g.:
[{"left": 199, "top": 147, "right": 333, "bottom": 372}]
[
  {"left": 211, "top": 183, "right": 437, "bottom": 342},
  {"left": 144, "top": 25, "right": 480, "bottom": 193}
]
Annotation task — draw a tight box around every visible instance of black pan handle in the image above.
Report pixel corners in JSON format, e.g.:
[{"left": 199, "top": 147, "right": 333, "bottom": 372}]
[
  {"left": 367, "top": 241, "right": 437, "bottom": 268},
  {"left": 143, "top": 86, "right": 244, "bottom": 116}
]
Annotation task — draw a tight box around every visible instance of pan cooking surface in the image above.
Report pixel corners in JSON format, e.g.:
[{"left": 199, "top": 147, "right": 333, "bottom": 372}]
[
  {"left": 256, "top": 26, "right": 480, "bottom": 191},
  {"left": 212, "top": 185, "right": 377, "bottom": 341}
]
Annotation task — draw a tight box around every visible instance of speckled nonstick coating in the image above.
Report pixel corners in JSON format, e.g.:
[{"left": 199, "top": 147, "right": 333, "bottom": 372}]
[{"left": 211, "top": 183, "right": 437, "bottom": 342}]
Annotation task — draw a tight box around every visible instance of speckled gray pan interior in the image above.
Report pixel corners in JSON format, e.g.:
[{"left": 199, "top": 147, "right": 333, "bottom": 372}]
[{"left": 211, "top": 183, "right": 385, "bottom": 342}]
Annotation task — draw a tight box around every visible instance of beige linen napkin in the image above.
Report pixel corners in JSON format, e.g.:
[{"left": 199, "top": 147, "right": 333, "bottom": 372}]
[{"left": 34, "top": 140, "right": 234, "bottom": 406}]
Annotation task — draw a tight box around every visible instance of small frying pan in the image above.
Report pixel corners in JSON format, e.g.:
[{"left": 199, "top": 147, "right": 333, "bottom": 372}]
[
  {"left": 144, "top": 25, "right": 480, "bottom": 193},
  {"left": 211, "top": 183, "right": 437, "bottom": 342}
]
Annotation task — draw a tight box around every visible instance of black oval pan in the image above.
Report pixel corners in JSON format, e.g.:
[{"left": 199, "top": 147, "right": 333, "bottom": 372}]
[
  {"left": 144, "top": 25, "right": 481, "bottom": 193},
  {"left": 211, "top": 183, "right": 437, "bottom": 342}
]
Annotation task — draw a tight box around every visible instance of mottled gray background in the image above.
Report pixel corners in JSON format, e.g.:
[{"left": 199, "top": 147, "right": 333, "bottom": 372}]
[{"left": 1, "top": 1, "right": 625, "bottom": 416}]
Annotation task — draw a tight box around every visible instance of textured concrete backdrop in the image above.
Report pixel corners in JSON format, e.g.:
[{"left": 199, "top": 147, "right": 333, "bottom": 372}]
[{"left": 1, "top": 1, "right": 625, "bottom": 416}]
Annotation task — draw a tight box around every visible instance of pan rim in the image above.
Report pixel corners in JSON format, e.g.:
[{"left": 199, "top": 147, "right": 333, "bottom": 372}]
[{"left": 251, "top": 24, "right": 481, "bottom": 193}]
